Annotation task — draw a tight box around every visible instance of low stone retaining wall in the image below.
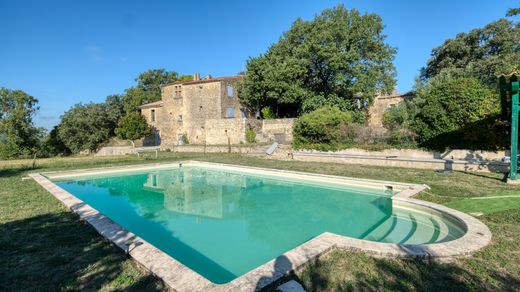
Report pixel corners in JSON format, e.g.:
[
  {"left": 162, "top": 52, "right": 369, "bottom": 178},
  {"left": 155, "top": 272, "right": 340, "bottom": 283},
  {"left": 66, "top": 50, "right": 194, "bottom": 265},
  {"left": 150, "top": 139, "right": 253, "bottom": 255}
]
[
  {"left": 169, "top": 144, "right": 267, "bottom": 155},
  {"left": 94, "top": 146, "right": 160, "bottom": 157},
  {"left": 263, "top": 147, "right": 509, "bottom": 173}
]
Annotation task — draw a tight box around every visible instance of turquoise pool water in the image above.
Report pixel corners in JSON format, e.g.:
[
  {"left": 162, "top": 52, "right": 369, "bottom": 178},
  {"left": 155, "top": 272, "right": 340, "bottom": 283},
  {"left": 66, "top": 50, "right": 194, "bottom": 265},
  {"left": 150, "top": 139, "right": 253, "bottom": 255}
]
[{"left": 55, "top": 166, "right": 465, "bottom": 284}]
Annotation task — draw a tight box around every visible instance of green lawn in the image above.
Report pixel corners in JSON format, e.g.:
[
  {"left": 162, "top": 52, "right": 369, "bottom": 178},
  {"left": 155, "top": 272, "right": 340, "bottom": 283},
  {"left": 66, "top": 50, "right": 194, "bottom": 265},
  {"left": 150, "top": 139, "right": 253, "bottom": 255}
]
[{"left": 1, "top": 153, "right": 520, "bottom": 291}]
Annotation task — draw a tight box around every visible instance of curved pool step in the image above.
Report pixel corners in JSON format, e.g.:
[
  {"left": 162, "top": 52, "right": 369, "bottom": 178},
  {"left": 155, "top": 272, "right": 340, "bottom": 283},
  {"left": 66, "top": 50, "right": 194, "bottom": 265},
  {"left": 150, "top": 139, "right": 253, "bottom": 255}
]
[{"left": 363, "top": 210, "right": 456, "bottom": 244}]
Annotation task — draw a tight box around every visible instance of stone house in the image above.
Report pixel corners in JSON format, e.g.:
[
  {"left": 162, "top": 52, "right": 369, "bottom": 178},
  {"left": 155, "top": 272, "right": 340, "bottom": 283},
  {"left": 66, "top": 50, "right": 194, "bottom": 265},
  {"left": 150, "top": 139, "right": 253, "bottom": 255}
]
[
  {"left": 139, "top": 73, "right": 294, "bottom": 148},
  {"left": 139, "top": 72, "right": 411, "bottom": 147}
]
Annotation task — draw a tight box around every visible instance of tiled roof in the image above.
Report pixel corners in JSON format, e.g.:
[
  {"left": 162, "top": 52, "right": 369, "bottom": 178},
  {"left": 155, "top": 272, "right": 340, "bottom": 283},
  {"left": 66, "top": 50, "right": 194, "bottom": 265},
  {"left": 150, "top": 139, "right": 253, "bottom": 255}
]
[
  {"left": 138, "top": 100, "right": 164, "bottom": 109},
  {"left": 161, "top": 75, "right": 243, "bottom": 87}
]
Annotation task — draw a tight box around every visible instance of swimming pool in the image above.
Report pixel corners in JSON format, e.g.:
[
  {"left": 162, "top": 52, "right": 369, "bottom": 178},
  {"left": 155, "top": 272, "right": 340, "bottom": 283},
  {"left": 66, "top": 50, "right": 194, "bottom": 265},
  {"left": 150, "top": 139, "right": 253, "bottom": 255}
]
[{"left": 50, "top": 163, "right": 466, "bottom": 284}]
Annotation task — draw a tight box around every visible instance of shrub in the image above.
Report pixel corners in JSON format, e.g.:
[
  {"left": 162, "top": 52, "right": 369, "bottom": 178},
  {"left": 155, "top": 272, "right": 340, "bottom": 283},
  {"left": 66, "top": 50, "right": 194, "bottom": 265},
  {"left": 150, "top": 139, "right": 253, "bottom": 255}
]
[
  {"left": 412, "top": 76, "right": 500, "bottom": 149},
  {"left": 293, "top": 107, "right": 356, "bottom": 150},
  {"left": 382, "top": 100, "right": 418, "bottom": 147},
  {"left": 261, "top": 107, "right": 276, "bottom": 119},
  {"left": 245, "top": 127, "right": 256, "bottom": 143},
  {"left": 115, "top": 112, "right": 154, "bottom": 142},
  {"left": 181, "top": 133, "right": 189, "bottom": 145}
]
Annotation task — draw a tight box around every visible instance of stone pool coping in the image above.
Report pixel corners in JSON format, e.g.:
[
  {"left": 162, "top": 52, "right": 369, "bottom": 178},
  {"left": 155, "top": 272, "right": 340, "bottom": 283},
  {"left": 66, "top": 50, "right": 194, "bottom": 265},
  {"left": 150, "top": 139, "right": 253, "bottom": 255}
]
[{"left": 29, "top": 161, "right": 492, "bottom": 291}]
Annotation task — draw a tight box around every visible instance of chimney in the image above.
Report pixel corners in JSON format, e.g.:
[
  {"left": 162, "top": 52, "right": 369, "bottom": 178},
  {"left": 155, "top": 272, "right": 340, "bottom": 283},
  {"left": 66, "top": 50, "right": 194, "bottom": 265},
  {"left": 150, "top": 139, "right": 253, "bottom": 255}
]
[{"left": 193, "top": 73, "right": 200, "bottom": 81}]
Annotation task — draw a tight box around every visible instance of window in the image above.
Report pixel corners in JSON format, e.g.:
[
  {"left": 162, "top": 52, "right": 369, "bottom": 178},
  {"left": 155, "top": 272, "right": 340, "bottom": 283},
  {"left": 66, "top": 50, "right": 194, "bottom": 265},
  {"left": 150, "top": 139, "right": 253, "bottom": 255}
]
[
  {"left": 151, "top": 109, "right": 156, "bottom": 122},
  {"left": 226, "top": 107, "right": 235, "bottom": 118},
  {"left": 174, "top": 85, "right": 182, "bottom": 98},
  {"left": 227, "top": 85, "right": 234, "bottom": 97}
]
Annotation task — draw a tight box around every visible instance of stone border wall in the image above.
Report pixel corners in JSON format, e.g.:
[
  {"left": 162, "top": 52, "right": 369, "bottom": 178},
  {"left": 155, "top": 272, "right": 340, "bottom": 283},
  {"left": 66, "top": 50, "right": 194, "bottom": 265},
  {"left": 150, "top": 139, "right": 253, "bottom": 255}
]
[{"left": 290, "top": 149, "right": 510, "bottom": 173}]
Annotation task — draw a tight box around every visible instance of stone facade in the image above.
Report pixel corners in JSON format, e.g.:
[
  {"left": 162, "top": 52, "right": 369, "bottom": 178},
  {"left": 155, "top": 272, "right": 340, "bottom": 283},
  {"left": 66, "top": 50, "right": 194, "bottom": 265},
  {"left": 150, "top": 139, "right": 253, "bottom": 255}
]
[
  {"left": 368, "top": 92, "right": 414, "bottom": 127},
  {"left": 140, "top": 73, "right": 410, "bottom": 147},
  {"left": 140, "top": 74, "right": 294, "bottom": 148},
  {"left": 140, "top": 74, "right": 244, "bottom": 147}
]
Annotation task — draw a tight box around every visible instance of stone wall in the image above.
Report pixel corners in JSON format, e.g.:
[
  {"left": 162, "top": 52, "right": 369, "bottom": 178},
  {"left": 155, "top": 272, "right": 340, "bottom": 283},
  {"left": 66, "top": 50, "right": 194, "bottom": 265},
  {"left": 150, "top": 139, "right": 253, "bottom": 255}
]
[
  {"left": 368, "top": 93, "right": 413, "bottom": 127},
  {"left": 171, "top": 144, "right": 266, "bottom": 154},
  {"left": 204, "top": 118, "right": 247, "bottom": 145},
  {"left": 260, "top": 119, "right": 295, "bottom": 144},
  {"left": 290, "top": 148, "right": 510, "bottom": 173},
  {"left": 160, "top": 85, "right": 183, "bottom": 146},
  {"left": 219, "top": 80, "right": 243, "bottom": 119},
  {"left": 182, "top": 82, "right": 222, "bottom": 145}
]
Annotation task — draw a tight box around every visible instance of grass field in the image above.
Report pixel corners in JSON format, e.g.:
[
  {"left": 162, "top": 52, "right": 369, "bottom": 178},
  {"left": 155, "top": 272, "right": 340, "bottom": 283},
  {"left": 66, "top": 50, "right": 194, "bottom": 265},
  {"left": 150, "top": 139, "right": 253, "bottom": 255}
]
[{"left": 1, "top": 153, "right": 520, "bottom": 291}]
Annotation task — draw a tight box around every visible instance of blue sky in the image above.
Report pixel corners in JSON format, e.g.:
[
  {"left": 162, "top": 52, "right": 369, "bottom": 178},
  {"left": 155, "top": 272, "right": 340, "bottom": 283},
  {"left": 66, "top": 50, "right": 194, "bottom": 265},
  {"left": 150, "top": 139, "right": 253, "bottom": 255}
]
[{"left": 0, "top": 0, "right": 518, "bottom": 130}]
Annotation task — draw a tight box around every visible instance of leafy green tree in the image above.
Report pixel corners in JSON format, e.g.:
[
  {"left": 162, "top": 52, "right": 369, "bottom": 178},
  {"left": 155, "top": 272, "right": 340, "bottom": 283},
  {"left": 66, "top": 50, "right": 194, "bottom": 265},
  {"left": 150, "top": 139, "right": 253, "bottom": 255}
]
[
  {"left": 420, "top": 18, "right": 520, "bottom": 87},
  {"left": 114, "top": 112, "right": 153, "bottom": 145},
  {"left": 507, "top": 7, "right": 520, "bottom": 17},
  {"left": 123, "top": 69, "right": 180, "bottom": 113},
  {"left": 411, "top": 76, "right": 499, "bottom": 148},
  {"left": 104, "top": 94, "right": 125, "bottom": 135},
  {"left": 239, "top": 5, "right": 396, "bottom": 117},
  {"left": 293, "top": 106, "right": 357, "bottom": 150},
  {"left": 0, "top": 88, "right": 41, "bottom": 159},
  {"left": 58, "top": 103, "right": 113, "bottom": 153},
  {"left": 39, "top": 126, "right": 70, "bottom": 157},
  {"left": 177, "top": 75, "right": 194, "bottom": 82}
]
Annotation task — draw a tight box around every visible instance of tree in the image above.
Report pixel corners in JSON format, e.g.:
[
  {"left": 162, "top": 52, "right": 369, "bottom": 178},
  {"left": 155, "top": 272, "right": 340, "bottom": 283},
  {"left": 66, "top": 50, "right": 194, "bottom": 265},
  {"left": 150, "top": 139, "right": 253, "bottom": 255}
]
[
  {"left": 114, "top": 112, "right": 153, "bottom": 145},
  {"left": 123, "top": 69, "right": 180, "bottom": 113},
  {"left": 411, "top": 76, "right": 499, "bottom": 149},
  {"left": 58, "top": 103, "right": 113, "bottom": 153},
  {"left": 420, "top": 18, "right": 520, "bottom": 87},
  {"left": 507, "top": 7, "right": 520, "bottom": 17},
  {"left": 104, "top": 94, "right": 125, "bottom": 135},
  {"left": 293, "top": 106, "right": 357, "bottom": 150},
  {"left": 39, "top": 126, "right": 70, "bottom": 157},
  {"left": 0, "top": 88, "right": 41, "bottom": 159},
  {"left": 239, "top": 5, "right": 396, "bottom": 117}
]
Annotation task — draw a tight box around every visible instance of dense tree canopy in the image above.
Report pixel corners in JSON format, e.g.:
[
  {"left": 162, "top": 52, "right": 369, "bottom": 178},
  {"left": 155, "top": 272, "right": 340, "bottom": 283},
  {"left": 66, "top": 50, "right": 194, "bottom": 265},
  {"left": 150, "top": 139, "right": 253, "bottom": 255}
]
[
  {"left": 52, "top": 69, "right": 187, "bottom": 153},
  {"left": 293, "top": 106, "right": 357, "bottom": 150},
  {"left": 104, "top": 94, "right": 125, "bottom": 135},
  {"left": 420, "top": 18, "right": 520, "bottom": 87},
  {"left": 114, "top": 112, "right": 153, "bottom": 142},
  {"left": 239, "top": 5, "right": 396, "bottom": 118},
  {"left": 412, "top": 77, "right": 498, "bottom": 142},
  {"left": 0, "top": 88, "right": 41, "bottom": 159},
  {"left": 58, "top": 103, "right": 114, "bottom": 153}
]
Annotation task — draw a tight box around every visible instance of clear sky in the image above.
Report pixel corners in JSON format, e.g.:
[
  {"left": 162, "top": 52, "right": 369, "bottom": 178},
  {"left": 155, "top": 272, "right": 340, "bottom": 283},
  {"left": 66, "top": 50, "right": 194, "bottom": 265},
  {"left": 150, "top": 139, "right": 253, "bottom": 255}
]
[{"left": 1, "top": 0, "right": 518, "bottom": 130}]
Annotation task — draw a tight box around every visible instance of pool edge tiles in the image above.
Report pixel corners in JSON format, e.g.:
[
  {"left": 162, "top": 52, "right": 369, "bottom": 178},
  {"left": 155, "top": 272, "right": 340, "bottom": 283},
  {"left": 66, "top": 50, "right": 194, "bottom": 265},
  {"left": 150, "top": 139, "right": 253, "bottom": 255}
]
[{"left": 29, "top": 161, "right": 492, "bottom": 292}]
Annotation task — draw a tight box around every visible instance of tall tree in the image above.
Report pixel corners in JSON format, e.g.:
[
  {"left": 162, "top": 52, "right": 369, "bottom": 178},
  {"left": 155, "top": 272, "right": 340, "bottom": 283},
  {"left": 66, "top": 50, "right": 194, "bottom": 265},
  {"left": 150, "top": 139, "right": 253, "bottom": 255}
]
[
  {"left": 123, "top": 69, "right": 180, "bottom": 113},
  {"left": 420, "top": 18, "right": 520, "bottom": 87},
  {"left": 114, "top": 112, "right": 154, "bottom": 146},
  {"left": 239, "top": 5, "right": 397, "bottom": 117},
  {"left": 57, "top": 103, "right": 113, "bottom": 153},
  {"left": 104, "top": 94, "right": 125, "bottom": 135},
  {"left": 0, "top": 88, "right": 41, "bottom": 159}
]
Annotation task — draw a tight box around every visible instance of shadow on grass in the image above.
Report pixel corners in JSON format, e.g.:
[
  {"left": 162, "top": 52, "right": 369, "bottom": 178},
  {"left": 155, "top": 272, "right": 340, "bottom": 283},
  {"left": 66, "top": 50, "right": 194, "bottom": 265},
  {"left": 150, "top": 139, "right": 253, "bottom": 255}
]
[
  {"left": 0, "top": 212, "right": 164, "bottom": 291},
  {"left": 262, "top": 250, "right": 520, "bottom": 291},
  {"left": 454, "top": 170, "right": 508, "bottom": 183},
  {"left": 0, "top": 166, "right": 42, "bottom": 178}
]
